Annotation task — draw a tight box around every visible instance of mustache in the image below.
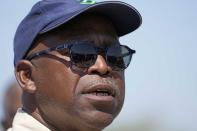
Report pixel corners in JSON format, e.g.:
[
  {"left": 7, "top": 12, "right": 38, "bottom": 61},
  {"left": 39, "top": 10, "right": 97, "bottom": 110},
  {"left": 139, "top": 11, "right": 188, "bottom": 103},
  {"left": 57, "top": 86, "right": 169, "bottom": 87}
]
[{"left": 84, "top": 77, "right": 120, "bottom": 95}]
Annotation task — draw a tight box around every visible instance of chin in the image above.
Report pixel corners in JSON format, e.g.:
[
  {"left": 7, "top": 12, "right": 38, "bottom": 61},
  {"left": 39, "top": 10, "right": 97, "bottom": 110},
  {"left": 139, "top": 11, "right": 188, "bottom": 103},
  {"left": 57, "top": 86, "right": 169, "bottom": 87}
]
[{"left": 80, "top": 110, "right": 116, "bottom": 130}]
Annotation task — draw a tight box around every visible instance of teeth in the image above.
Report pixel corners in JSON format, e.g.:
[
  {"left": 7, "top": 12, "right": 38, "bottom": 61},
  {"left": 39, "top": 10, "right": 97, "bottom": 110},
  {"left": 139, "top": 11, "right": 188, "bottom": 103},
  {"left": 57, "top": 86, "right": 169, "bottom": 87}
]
[
  {"left": 96, "top": 92, "right": 109, "bottom": 96},
  {"left": 96, "top": 90, "right": 110, "bottom": 96},
  {"left": 84, "top": 88, "right": 115, "bottom": 97},
  {"left": 90, "top": 91, "right": 110, "bottom": 96}
]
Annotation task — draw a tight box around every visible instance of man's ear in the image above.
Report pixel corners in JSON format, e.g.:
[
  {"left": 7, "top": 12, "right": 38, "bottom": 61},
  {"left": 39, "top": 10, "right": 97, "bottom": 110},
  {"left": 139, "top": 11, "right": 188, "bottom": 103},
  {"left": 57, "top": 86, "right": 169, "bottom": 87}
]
[{"left": 15, "top": 60, "right": 36, "bottom": 93}]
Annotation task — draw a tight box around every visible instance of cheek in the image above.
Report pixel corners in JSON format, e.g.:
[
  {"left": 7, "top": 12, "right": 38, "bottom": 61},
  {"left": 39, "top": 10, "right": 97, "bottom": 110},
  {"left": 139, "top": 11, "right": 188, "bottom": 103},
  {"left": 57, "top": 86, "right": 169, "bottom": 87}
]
[
  {"left": 120, "top": 72, "right": 125, "bottom": 99},
  {"left": 113, "top": 71, "right": 125, "bottom": 115},
  {"left": 33, "top": 59, "right": 81, "bottom": 107},
  {"left": 33, "top": 59, "right": 84, "bottom": 125},
  {"left": 113, "top": 71, "right": 125, "bottom": 97}
]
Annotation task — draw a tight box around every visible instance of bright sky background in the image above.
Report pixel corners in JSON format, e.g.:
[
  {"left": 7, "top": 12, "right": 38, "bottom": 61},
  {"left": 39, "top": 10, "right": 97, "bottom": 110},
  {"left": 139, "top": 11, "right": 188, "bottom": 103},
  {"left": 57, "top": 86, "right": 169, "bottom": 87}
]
[{"left": 0, "top": 0, "right": 197, "bottom": 131}]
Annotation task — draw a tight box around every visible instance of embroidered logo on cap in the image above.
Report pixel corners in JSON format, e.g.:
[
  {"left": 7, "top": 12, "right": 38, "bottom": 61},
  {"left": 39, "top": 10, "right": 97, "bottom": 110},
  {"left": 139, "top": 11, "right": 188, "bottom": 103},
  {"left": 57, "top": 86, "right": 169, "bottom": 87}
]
[{"left": 80, "top": 0, "right": 96, "bottom": 4}]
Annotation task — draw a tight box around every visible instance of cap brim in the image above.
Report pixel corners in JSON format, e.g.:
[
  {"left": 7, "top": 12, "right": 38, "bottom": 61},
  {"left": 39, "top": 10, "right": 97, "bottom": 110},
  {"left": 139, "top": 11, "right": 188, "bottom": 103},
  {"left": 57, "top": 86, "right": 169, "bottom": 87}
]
[{"left": 40, "top": 1, "right": 142, "bottom": 37}]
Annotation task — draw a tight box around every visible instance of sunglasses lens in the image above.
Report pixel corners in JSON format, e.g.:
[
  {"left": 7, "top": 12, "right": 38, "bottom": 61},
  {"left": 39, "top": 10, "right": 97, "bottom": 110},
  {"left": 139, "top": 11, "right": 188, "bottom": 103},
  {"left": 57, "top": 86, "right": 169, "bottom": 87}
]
[
  {"left": 107, "top": 45, "right": 133, "bottom": 70},
  {"left": 70, "top": 43, "right": 97, "bottom": 68}
]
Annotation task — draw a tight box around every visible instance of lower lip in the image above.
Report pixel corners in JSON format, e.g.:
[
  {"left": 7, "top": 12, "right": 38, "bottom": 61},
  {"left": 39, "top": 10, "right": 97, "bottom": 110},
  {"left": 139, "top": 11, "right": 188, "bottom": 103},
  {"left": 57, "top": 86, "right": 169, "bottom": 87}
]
[{"left": 81, "top": 94, "right": 116, "bottom": 113}]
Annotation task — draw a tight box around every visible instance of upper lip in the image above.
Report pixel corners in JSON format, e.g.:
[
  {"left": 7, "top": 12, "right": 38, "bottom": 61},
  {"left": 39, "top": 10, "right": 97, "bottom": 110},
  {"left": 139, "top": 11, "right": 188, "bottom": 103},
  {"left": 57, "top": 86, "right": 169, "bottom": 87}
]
[{"left": 82, "top": 84, "right": 116, "bottom": 97}]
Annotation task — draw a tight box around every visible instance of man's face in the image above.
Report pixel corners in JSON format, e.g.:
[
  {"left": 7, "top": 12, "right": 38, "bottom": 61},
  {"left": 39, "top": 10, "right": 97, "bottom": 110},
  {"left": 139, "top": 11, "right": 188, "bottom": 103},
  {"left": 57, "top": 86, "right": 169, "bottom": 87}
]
[{"left": 30, "top": 15, "right": 125, "bottom": 131}]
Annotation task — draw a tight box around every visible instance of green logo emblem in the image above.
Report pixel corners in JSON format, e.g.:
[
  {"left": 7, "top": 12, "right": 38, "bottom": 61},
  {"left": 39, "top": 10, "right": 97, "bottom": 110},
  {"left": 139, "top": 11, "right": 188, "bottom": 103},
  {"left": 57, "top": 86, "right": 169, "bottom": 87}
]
[{"left": 80, "top": 0, "right": 96, "bottom": 4}]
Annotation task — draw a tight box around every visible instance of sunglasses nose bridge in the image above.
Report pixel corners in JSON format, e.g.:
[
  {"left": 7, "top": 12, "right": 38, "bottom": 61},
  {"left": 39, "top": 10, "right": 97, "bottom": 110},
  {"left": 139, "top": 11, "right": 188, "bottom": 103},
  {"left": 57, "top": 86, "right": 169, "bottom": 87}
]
[{"left": 87, "top": 55, "right": 112, "bottom": 75}]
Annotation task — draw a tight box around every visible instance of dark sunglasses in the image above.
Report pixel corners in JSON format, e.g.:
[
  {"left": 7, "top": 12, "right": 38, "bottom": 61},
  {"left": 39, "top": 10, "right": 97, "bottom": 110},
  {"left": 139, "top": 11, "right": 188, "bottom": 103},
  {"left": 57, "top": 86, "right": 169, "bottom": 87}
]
[{"left": 26, "top": 41, "right": 136, "bottom": 70}]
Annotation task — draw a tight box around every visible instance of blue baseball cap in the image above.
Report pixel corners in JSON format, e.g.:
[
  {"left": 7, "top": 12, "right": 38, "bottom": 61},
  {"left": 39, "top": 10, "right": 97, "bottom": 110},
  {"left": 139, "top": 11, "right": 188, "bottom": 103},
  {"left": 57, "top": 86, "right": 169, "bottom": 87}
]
[{"left": 14, "top": 0, "right": 142, "bottom": 66}]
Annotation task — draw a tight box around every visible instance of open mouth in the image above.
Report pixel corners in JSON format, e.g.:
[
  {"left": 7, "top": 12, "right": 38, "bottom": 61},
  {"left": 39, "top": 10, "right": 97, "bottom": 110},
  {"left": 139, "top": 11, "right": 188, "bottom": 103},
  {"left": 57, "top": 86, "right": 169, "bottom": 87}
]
[
  {"left": 85, "top": 89, "right": 115, "bottom": 97},
  {"left": 82, "top": 86, "right": 116, "bottom": 98},
  {"left": 81, "top": 84, "right": 118, "bottom": 113}
]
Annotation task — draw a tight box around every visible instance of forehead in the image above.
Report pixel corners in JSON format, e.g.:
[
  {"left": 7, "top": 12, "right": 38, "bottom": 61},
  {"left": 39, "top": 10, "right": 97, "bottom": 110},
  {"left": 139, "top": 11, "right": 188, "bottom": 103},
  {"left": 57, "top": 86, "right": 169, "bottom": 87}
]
[{"left": 35, "top": 13, "right": 119, "bottom": 48}]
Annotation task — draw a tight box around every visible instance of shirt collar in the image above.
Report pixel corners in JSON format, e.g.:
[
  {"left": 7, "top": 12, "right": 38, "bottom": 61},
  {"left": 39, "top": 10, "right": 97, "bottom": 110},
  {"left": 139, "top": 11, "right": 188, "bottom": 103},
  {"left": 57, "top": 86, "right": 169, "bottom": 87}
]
[{"left": 8, "top": 108, "right": 50, "bottom": 131}]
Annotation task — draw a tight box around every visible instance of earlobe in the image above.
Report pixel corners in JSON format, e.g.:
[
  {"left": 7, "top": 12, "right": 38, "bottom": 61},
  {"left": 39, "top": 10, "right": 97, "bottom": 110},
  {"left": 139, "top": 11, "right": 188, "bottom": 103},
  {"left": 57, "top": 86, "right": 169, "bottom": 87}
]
[{"left": 15, "top": 60, "right": 36, "bottom": 93}]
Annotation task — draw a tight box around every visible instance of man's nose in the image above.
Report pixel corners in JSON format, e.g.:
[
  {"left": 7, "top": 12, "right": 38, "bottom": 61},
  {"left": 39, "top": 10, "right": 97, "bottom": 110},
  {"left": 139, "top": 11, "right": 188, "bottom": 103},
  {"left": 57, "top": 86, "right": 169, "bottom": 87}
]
[{"left": 87, "top": 55, "right": 112, "bottom": 75}]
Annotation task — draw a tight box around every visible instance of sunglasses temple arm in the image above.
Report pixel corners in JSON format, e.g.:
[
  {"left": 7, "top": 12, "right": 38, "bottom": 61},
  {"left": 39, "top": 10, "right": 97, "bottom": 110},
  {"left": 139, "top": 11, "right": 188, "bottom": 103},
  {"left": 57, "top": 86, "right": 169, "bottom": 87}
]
[{"left": 121, "top": 51, "right": 134, "bottom": 57}]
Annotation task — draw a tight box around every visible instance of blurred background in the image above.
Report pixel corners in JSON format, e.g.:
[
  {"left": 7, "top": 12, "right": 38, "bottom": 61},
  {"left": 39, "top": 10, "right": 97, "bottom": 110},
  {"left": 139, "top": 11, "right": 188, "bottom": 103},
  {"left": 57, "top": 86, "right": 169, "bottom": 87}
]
[{"left": 0, "top": 0, "right": 197, "bottom": 131}]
